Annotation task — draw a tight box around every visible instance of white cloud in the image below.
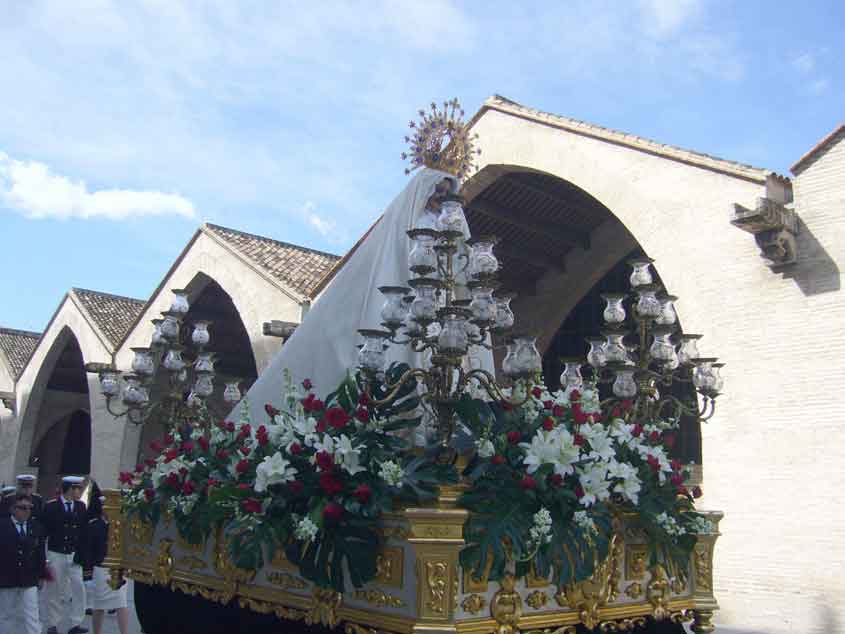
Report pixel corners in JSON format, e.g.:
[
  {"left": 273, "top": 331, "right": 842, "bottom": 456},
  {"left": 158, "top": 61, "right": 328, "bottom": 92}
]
[
  {"left": 0, "top": 151, "right": 195, "bottom": 220},
  {"left": 792, "top": 53, "right": 815, "bottom": 74},
  {"left": 638, "top": 0, "right": 702, "bottom": 38},
  {"left": 300, "top": 200, "right": 346, "bottom": 245},
  {"left": 809, "top": 78, "right": 831, "bottom": 96}
]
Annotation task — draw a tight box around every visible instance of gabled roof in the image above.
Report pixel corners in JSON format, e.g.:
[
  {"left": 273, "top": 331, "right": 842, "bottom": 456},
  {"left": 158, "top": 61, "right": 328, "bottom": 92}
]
[
  {"left": 203, "top": 223, "right": 341, "bottom": 300},
  {"left": 471, "top": 95, "right": 789, "bottom": 186},
  {"left": 71, "top": 288, "right": 146, "bottom": 348},
  {"left": 790, "top": 123, "right": 845, "bottom": 175},
  {"left": 0, "top": 327, "right": 41, "bottom": 379}
]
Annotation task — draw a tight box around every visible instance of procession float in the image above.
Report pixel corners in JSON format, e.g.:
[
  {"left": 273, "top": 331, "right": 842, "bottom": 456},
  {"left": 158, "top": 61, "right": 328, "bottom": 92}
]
[{"left": 91, "top": 100, "right": 723, "bottom": 634}]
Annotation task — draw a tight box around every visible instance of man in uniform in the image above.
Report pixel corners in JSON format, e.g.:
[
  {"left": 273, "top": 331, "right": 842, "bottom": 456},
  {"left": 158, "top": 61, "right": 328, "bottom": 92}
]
[
  {"left": 0, "top": 493, "right": 48, "bottom": 634},
  {"left": 1, "top": 474, "right": 44, "bottom": 520},
  {"left": 42, "top": 476, "right": 88, "bottom": 634}
]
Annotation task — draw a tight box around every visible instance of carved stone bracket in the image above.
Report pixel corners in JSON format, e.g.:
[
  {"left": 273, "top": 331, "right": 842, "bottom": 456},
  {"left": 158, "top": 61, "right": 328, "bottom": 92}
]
[{"left": 731, "top": 197, "right": 799, "bottom": 267}]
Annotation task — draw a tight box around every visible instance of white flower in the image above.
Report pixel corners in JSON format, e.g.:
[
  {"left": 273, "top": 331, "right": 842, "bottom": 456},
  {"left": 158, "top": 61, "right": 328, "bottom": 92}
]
[
  {"left": 520, "top": 428, "right": 581, "bottom": 477},
  {"left": 655, "top": 512, "right": 685, "bottom": 536},
  {"left": 528, "top": 507, "right": 553, "bottom": 547},
  {"left": 579, "top": 387, "right": 602, "bottom": 414},
  {"left": 255, "top": 452, "right": 298, "bottom": 493},
  {"left": 577, "top": 464, "right": 611, "bottom": 507},
  {"left": 294, "top": 516, "right": 319, "bottom": 542},
  {"left": 581, "top": 424, "right": 615, "bottom": 462},
  {"left": 688, "top": 516, "right": 714, "bottom": 534},
  {"left": 378, "top": 461, "right": 405, "bottom": 487},
  {"left": 293, "top": 415, "right": 320, "bottom": 447},
  {"left": 311, "top": 434, "right": 335, "bottom": 457},
  {"left": 573, "top": 510, "right": 597, "bottom": 534},
  {"left": 475, "top": 438, "right": 495, "bottom": 459},
  {"left": 334, "top": 434, "right": 366, "bottom": 475}
]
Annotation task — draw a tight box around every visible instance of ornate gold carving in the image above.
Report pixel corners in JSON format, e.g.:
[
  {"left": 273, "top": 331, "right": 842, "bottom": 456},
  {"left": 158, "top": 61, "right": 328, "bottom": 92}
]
[
  {"left": 172, "top": 580, "right": 231, "bottom": 604},
  {"left": 525, "top": 590, "right": 548, "bottom": 610},
  {"left": 670, "top": 609, "right": 692, "bottom": 624},
  {"left": 524, "top": 627, "right": 576, "bottom": 634},
  {"left": 412, "top": 523, "right": 463, "bottom": 540},
  {"left": 238, "top": 596, "right": 308, "bottom": 621},
  {"left": 176, "top": 555, "right": 206, "bottom": 571},
  {"left": 267, "top": 571, "right": 308, "bottom": 590},
  {"left": 212, "top": 529, "right": 255, "bottom": 603},
  {"left": 153, "top": 539, "right": 174, "bottom": 586},
  {"left": 624, "top": 582, "right": 643, "bottom": 599},
  {"left": 461, "top": 593, "right": 486, "bottom": 615},
  {"left": 646, "top": 564, "right": 670, "bottom": 621},
  {"left": 176, "top": 534, "right": 204, "bottom": 553},
  {"left": 126, "top": 544, "right": 148, "bottom": 562},
  {"left": 559, "top": 534, "right": 622, "bottom": 630},
  {"left": 598, "top": 616, "right": 648, "bottom": 632},
  {"left": 671, "top": 576, "right": 686, "bottom": 594},
  {"left": 375, "top": 546, "right": 404, "bottom": 588},
  {"left": 463, "top": 551, "right": 493, "bottom": 593},
  {"left": 694, "top": 543, "right": 713, "bottom": 591},
  {"left": 352, "top": 588, "right": 405, "bottom": 608},
  {"left": 128, "top": 518, "right": 153, "bottom": 545},
  {"left": 108, "top": 517, "right": 122, "bottom": 559},
  {"left": 379, "top": 525, "right": 411, "bottom": 540},
  {"left": 271, "top": 546, "right": 295, "bottom": 570},
  {"left": 691, "top": 609, "right": 715, "bottom": 634},
  {"left": 625, "top": 545, "right": 648, "bottom": 580},
  {"left": 424, "top": 560, "right": 449, "bottom": 615},
  {"left": 307, "top": 587, "right": 342, "bottom": 628},
  {"left": 490, "top": 573, "right": 523, "bottom": 634},
  {"left": 126, "top": 567, "right": 155, "bottom": 585},
  {"left": 525, "top": 562, "right": 550, "bottom": 588}
]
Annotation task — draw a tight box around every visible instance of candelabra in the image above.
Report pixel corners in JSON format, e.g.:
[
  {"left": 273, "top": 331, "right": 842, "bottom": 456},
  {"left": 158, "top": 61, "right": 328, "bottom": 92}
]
[
  {"left": 357, "top": 194, "right": 541, "bottom": 457},
  {"left": 560, "top": 257, "right": 722, "bottom": 425},
  {"left": 86, "top": 290, "right": 243, "bottom": 427}
]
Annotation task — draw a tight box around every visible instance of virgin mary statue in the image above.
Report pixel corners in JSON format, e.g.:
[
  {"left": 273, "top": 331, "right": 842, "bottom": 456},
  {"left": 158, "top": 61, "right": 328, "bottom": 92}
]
[{"left": 232, "top": 168, "right": 494, "bottom": 437}]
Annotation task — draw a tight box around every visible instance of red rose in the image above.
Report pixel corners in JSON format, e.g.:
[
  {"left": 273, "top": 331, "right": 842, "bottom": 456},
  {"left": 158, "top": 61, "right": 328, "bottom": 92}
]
[
  {"left": 591, "top": 412, "right": 603, "bottom": 423},
  {"left": 319, "top": 472, "right": 343, "bottom": 496},
  {"left": 315, "top": 418, "right": 328, "bottom": 433},
  {"left": 257, "top": 425, "right": 267, "bottom": 436},
  {"left": 670, "top": 472, "right": 684, "bottom": 486},
  {"left": 548, "top": 473, "right": 564, "bottom": 487},
  {"left": 631, "top": 424, "right": 644, "bottom": 438},
  {"left": 235, "top": 459, "right": 250, "bottom": 474},
  {"left": 164, "top": 448, "right": 179, "bottom": 463},
  {"left": 165, "top": 473, "right": 180, "bottom": 488},
  {"left": 355, "top": 407, "right": 369, "bottom": 423},
  {"left": 226, "top": 421, "right": 236, "bottom": 432},
  {"left": 611, "top": 406, "right": 622, "bottom": 418},
  {"left": 507, "top": 431, "right": 522, "bottom": 445},
  {"left": 238, "top": 423, "right": 252, "bottom": 438},
  {"left": 182, "top": 480, "right": 196, "bottom": 495},
  {"left": 574, "top": 434, "right": 585, "bottom": 446},
  {"left": 646, "top": 455, "right": 660, "bottom": 472},
  {"left": 302, "top": 378, "right": 313, "bottom": 391},
  {"left": 241, "top": 498, "right": 262, "bottom": 514},
  {"left": 312, "top": 398, "right": 325, "bottom": 412},
  {"left": 663, "top": 433, "right": 677, "bottom": 449},
  {"left": 144, "top": 488, "right": 155, "bottom": 502},
  {"left": 649, "top": 431, "right": 660, "bottom": 443},
  {"left": 531, "top": 387, "right": 542, "bottom": 398},
  {"left": 491, "top": 455, "right": 506, "bottom": 466},
  {"left": 570, "top": 389, "right": 581, "bottom": 401},
  {"left": 552, "top": 404, "right": 565, "bottom": 417},
  {"left": 520, "top": 475, "right": 536, "bottom": 490},
  {"left": 575, "top": 484, "right": 585, "bottom": 499},
  {"left": 316, "top": 451, "right": 335, "bottom": 471},
  {"left": 353, "top": 483, "right": 373, "bottom": 504},
  {"left": 197, "top": 436, "right": 209, "bottom": 452},
  {"left": 692, "top": 486, "right": 703, "bottom": 499},
  {"left": 144, "top": 458, "right": 156, "bottom": 468},
  {"left": 237, "top": 483, "right": 251, "bottom": 490},
  {"left": 134, "top": 463, "right": 144, "bottom": 474},
  {"left": 216, "top": 449, "right": 229, "bottom": 461},
  {"left": 573, "top": 409, "right": 589, "bottom": 425},
  {"left": 239, "top": 445, "right": 251, "bottom": 456},
  {"left": 325, "top": 407, "right": 351, "bottom": 429},
  {"left": 207, "top": 478, "right": 219, "bottom": 488},
  {"left": 264, "top": 403, "right": 279, "bottom": 417},
  {"left": 542, "top": 417, "right": 555, "bottom": 431},
  {"left": 543, "top": 399, "right": 554, "bottom": 410},
  {"left": 670, "top": 459, "right": 683, "bottom": 472},
  {"left": 164, "top": 434, "right": 174, "bottom": 445},
  {"left": 289, "top": 442, "right": 303, "bottom": 455},
  {"left": 358, "top": 393, "right": 370, "bottom": 407},
  {"left": 119, "top": 471, "right": 134, "bottom": 484},
  {"left": 150, "top": 440, "right": 162, "bottom": 453},
  {"left": 621, "top": 399, "right": 634, "bottom": 412},
  {"left": 288, "top": 481, "right": 304, "bottom": 495},
  {"left": 257, "top": 433, "right": 269, "bottom": 447},
  {"left": 323, "top": 502, "right": 344, "bottom": 523},
  {"left": 181, "top": 440, "right": 195, "bottom": 453}
]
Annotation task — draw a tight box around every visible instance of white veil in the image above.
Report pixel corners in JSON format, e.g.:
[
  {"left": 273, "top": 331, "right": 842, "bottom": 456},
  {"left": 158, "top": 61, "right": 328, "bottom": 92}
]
[{"left": 235, "top": 168, "right": 493, "bottom": 427}]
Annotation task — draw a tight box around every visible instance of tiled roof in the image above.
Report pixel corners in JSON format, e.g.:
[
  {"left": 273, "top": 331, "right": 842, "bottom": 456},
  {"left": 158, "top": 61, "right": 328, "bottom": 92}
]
[
  {"left": 473, "top": 95, "right": 789, "bottom": 185},
  {"left": 71, "top": 288, "right": 146, "bottom": 348},
  {"left": 0, "top": 327, "right": 41, "bottom": 379},
  {"left": 790, "top": 123, "right": 845, "bottom": 175},
  {"left": 203, "top": 223, "right": 341, "bottom": 299}
]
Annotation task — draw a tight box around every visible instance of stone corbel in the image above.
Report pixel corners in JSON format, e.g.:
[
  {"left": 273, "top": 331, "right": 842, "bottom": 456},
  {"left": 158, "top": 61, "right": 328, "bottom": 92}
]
[
  {"left": 263, "top": 320, "right": 298, "bottom": 340},
  {"left": 731, "top": 197, "right": 799, "bottom": 267}
]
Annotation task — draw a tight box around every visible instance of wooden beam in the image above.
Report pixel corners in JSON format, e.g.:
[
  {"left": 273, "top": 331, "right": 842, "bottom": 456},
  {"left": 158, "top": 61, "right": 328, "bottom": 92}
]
[
  {"left": 468, "top": 198, "right": 590, "bottom": 250},
  {"left": 495, "top": 242, "right": 564, "bottom": 272}
]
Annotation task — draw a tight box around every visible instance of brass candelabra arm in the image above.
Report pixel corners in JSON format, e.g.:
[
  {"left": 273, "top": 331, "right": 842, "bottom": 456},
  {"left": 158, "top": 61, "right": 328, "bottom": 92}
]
[
  {"left": 361, "top": 367, "right": 431, "bottom": 407},
  {"left": 460, "top": 368, "right": 534, "bottom": 407}
]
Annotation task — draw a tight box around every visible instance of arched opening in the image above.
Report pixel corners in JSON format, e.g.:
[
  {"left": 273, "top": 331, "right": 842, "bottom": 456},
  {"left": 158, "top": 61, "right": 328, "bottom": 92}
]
[
  {"left": 26, "top": 332, "right": 92, "bottom": 495},
  {"left": 137, "top": 275, "right": 259, "bottom": 460},
  {"left": 463, "top": 166, "right": 701, "bottom": 464}
]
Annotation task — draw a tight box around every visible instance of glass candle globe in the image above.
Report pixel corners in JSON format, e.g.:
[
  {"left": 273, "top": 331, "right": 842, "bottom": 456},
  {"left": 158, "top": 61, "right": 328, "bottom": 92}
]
[
  {"left": 169, "top": 289, "right": 190, "bottom": 315},
  {"left": 501, "top": 343, "right": 518, "bottom": 378},
  {"left": 649, "top": 328, "right": 676, "bottom": 363},
  {"left": 512, "top": 335, "right": 542, "bottom": 375},
  {"left": 603, "top": 331, "right": 629, "bottom": 363},
  {"left": 469, "top": 284, "right": 497, "bottom": 324},
  {"left": 100, "top": 371, "right": 120, "bottom": 397},
  {"left": 191, "top": 321, "right": 211, "bottom": 346},
  {"left": 436, "top": 198, "right": 467, "bottom": 234},
  {"left": 408, "top": 279, "right": 439, "bottom": 323},
  {"left": 586, "top": 337, "right": 606, "bottom": 368},
  {"left": 601, "top": 293, "right": 627, "bottom": 324},
  {"left": 194, "top": 352, "right": 215, "bottom": 374},
  {"left": 678, "top": 334, "right": 702, "bottom": 365},
  {"left": 494, "top": 294, "right": 515, "bottom": 331},
  {"left": 123, "top": 377, "right": 149, "bottom": 406},
  {"left": 612, "top": 368, "right": 637, "bottom": 398},
  {"left": 635, "top": 286, "right": 662, "bottom": 319},
  {"left": 151, "top": 319, "right": 165, "bottom": 346},
  {"left": 223, "top": 380, "right": 242, "bottom": 404},
  {"left": 193, "top": 374, "right": 215, "bottom": 398},
  {"left": 711, "top": 363, "right": 725, "bottom": 393},
  {"left": 628, "top": 257, "right": 654, "bottom": 287},
  {"left": 357, "top": 330, "right": 388, "bottom": 372},
  {"left": 655, "top": 294, "right": 678, "bottom": 325},
  {"left": 693, "top": 359, "right": 718, "bottom": 392},
  {"left": 160, "top": 314, "right": 180, "bottom": 340},
  {"left": 162, "top": 348, "right": 185, "bottom": 372},
  {"left": 437, "top": 309, "right": 469, "bottom": 355},
  {"left": 559, "top": 360, "right": 584, "bottom": 391},
  {"left": 468, "top": 237, "right": 499, "bottom": 278},
  {"left": 407, "top": 229, "right": 438, "bottom": 276},
  {"left": 378, "top": 286, "right": 410, "bottom": 330},
  {"left": 131, "top": 348, "right": 154, "bottom": 377}
]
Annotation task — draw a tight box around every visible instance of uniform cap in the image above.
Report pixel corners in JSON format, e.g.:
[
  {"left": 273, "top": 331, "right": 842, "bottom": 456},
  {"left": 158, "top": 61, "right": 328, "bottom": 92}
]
[
  {"left": 16, "top": 474, "right": 36, "bottom": 483},
  {"left": 62, "top": 476, "right": 85, "bottom": 485}
]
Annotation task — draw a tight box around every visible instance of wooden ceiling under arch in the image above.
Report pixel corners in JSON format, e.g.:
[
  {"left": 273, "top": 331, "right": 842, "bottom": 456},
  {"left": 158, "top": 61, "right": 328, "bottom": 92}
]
[{"left": 463, "top": 169, "right": 616, "bottom": 296}]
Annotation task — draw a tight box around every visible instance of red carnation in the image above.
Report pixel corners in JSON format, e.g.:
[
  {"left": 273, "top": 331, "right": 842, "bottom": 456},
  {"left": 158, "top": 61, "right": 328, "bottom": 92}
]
[
  {"left": 552, "top": 404, "right": 565, "bottom": 417},
  {"left": 543, "top": 399, "right": 554, "bottom": 410},
  {"left": 491, "top": 454, "right": 506, "bottom": 466},
  {"left": 548, "top": 473, "right": 564, "bottom": 487},
  {"left": 574, "top": 434, "right": 585, "bottom": 446},
  {"left": 323, "top": 502, "right": 344, "bottom": 523},
  {"left": 150, "top": 440, "right": 162, "bottom": 453},
  {"left": 257, "top": 433, "right": 269, "bottom": 447},
  {"left": 239, "top": 423, "right": 252, "bottom": 436},
  {"left": 531, "top": 386, "right": 542, "bottom": 398},
  {"left": 164, "top": 433, "right": 175, "bottom": 445},
  {"left": 507, "top": 431, "right": 522, "bottom": 445},
  {"left": 591, "top": 412, "right": 603, "bottom": 423},
  {"left": 165, "top": 473, "right": 180, "bottom": 488},
  {"left": 197, "top": 436, "right": 209, "bottom": 452},
  {"left": 649, "top": 431, "right": 661, "bottom": 443},
  {"left": 289, "top": 442, "right": 303, "bottom": 456},
  {"left": 353, "top": 483, "right": 373, "bottom": 504},
  {"left": 542, "top": 417, "right": 555, "bottom": 431},
  {"left": 631, "top": 424, "right": 644, "bottom": 438},
  {"left": 264, "top": 403, "right": 279, "bottom": 417},
  {"left": 144, "top": 488, "right": 155, "bottom": 502},
  {"left": 315, "top": 418, "right": 328, "bottom": 433},
  {"left": 182, "top": 480, "right": 196, "bottom": 495},
  {"left": 164, "top": 448, "right": 179, "bottom": 463},
  {"left": 692, "top": 486, "right": 703, "bottom": 499},
  {"left": 611, "top": 406, "right": 622, "bottom": 418},
  {"left": 569, "top": 389, "right": 581, "bottom": 401},
  {"left": 134, "top": 463, "right": 144, "bottom": 474},
  {"left": 670, "top": 472, "right": 684, "bottom": 486},
  {"left": 325, "top": 407, "right": 351, "bottom": 429},
  {"left": 575, "top": 484, "right": 585, "bottom": 499},
  {"left": 520, "top": 475, "right": 536, "bottom": 490},
  {"left": 302, "top": 378, "right": 313, "bottom": 391},
  {"left": 181, "top": 440, "right": 195, "bottom": 453},
  {"left": 226, "top": 421, "right": 236, "bottom": 432},
  {"left": 355, "top": 407, "right": 369, "bottom": 423},
  {"left": 144, "top": 458, "right": 156, "bottom": 468},
  {"left": 119, "top": 471, "right": 134, "bottom": 485},
  {"left": 646, "top": 455, "right": 660, "bottom": 472},
  {"left": 239, "top": 445, "right": 251, "bottom": 456},
  {"left": 235, "top": 459, "right": 250, "bottom": 475},
  {"left": 288, "top": 481, "right": 304, "bottom": 495},
  {"left": 216, "top": 449, "right": 229, "bottom": 461},
  {"left": 316, "top": 451, "right": 335, "bottom": 471},
  {"left": 670, "top": 458, "right": 683, "bottom": 472},
  {"left": 241, "top": 498, "right": 262, "bottom": 514},
  {"left": 319, "top": 472, "right": 343, "bottom": 496},
  {"left": 573, "top": 409, "right": 589, "bottom": 425}
]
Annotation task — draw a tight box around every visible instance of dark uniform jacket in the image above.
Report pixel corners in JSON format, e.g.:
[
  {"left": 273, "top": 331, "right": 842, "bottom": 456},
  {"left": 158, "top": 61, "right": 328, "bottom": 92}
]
[
  {"left": 40, "top": 497, "right": 87, "bottom": 558},
  {"left": 77, "top": 517, "right": 109, "bottom": 569},
  {"left": 0, "top": 516, "right": 47, "bottom": 588},
  {"left": 1, "top": 492, "right": 44, "bottom": 521}
]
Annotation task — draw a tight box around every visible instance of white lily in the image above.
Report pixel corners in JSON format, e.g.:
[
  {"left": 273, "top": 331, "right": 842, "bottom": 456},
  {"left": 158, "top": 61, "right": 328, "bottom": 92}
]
[{"left": 255, "top": 452, "right": 298, "bottom": 492}]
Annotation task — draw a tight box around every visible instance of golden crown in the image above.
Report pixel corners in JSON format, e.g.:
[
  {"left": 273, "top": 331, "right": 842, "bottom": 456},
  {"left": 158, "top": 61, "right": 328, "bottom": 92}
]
[{"left": 402, "top": 98, "right": 480, "bottom": 180}]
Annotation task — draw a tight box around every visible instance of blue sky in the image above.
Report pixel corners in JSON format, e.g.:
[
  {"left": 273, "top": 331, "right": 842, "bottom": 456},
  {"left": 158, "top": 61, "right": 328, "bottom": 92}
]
[{"left": 1, "top": 0, "right": 842, "bottom": 332}]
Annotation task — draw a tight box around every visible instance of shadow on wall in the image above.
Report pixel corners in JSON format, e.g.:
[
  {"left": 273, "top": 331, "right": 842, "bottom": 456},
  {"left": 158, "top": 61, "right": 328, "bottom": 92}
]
[{"left": 774, "top": 217, "right": 840, "bottom": 296}]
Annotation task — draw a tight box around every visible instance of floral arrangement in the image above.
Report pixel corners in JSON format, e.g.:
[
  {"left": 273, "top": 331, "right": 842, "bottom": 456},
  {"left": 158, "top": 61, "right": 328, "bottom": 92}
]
[{"left": 120, "top": 368, "right": 710, "bottom": 592}]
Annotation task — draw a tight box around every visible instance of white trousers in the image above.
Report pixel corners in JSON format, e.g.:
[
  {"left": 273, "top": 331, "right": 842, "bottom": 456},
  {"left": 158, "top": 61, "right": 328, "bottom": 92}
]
[
  {"left": 46, "top": 551, "right": 85, "bottom": 629},
  {"left": 0, "top": 586, "right": 40, "bottom": 634}
]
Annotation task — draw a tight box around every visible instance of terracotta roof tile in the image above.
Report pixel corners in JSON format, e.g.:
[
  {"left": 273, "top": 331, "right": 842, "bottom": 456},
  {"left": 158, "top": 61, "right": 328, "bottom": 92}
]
[
  {"left": 0, "top": 327, "right": 41, "bottom": 379},
  {"left": 203, "top": 223, "right": 341, "bottom": 299},
  {"left": 72, "top": 288, "right": 146, "bottom": 348}
]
